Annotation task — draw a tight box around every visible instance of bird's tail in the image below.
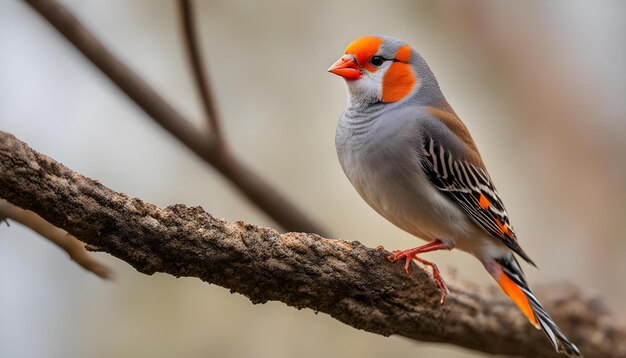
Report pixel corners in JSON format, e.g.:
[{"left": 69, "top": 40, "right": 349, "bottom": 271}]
[{"left": 487, "top": 256, "right": 582, "bottom": 357}]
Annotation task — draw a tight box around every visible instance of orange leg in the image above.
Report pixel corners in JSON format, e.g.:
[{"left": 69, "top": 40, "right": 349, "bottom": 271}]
[{"left": 388, "top": 239, "right": 453, "bottom": 304}]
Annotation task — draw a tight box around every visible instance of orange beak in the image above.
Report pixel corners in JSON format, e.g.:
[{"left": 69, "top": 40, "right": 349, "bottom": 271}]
[{"left": 328, "top": 57, "right": 362, "bottom": 80}]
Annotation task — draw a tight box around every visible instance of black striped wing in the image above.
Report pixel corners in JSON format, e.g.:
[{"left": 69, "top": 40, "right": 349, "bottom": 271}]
[{"left": 420, "top": 135, "right": 534, "bottom": 264}]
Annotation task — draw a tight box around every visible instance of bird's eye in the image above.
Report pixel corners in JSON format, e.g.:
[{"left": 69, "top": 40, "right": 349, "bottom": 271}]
[{"left": 370, "top": 56, "right": 384, "bottom": 67}]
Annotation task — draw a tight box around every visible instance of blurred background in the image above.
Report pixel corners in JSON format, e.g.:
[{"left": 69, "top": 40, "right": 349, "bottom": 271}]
[{"left": 0, "top": 0, "right": 624, "bottom": 357}]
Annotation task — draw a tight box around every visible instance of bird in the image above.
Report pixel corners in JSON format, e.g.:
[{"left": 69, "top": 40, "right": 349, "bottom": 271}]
[{"left": 328, "top": 35, "right": 581, "bottom": 357}]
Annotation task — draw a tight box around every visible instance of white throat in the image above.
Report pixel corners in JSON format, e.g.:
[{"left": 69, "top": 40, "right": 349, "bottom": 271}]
[{"left": 344, "top": 64, "right": 387, "bottom": 107}]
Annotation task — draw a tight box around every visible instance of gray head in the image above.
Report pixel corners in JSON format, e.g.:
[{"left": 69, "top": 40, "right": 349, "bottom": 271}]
[{"left": 328, "top": 35, "right": 445, "bottom": 107}]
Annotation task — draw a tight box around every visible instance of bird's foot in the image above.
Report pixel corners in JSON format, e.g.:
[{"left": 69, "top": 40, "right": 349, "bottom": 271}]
[
  {"left": 413, "top": 255, "right": 449, "bottom": 305},
  {"left": 388, "top": 247, "right": 423, "bottom": 274},
  {"left": 386, "top": 240, "right": 452, "bottom": 305}
]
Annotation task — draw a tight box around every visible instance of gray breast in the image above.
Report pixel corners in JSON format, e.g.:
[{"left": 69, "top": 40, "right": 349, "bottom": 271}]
[
  {"left": 335, "top": 105, "right": 477, "bottom": 243},
  {"left": 336, "top": 107, "right": 425, "bottom": 217},
  {"left": 336, "top": 106, "right": 423, "bottom": 180}
]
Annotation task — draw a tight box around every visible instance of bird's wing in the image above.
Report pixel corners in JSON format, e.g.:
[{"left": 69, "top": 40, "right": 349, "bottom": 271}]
[{"left": 419, "top": 130, "right": 535, "bottom": 265}]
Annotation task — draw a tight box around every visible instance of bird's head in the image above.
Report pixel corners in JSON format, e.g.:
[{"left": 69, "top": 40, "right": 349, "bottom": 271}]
[{"left": 329, "top": 35, "right": 439, "bottom": 106}]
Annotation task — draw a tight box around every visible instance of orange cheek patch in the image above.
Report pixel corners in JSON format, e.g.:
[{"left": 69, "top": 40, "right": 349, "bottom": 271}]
[
  {"left": 345, "top": 36, "right": 382, "bottom": 69},
  {"left": 382, "top": 63, "right": 415, "bottom": 102}
]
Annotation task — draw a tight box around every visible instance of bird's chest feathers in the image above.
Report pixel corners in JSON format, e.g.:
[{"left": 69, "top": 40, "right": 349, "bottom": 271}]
[{"left": 337, "top": 114, "right": 419, "bottom": 212}]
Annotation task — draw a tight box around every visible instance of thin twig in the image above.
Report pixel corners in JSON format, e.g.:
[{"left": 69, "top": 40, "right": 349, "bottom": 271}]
[
  {"left": 1, "top": 130, "right": 623, "bottom": 358},
  {"left": 23, "top": 0, "right": 329, "bottom": 237},
  {"left": 178, "top": 0, "right": 224, "bottom": 144},
  {"left": 0, "top": 198, "right": 113, "bottom": 279}
]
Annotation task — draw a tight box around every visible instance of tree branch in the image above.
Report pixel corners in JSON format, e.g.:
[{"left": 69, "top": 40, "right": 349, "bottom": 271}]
[
  {"left": 0, "top": 198, "right": 112, "bottom": 279},
  {"left": 177, "top": 0, "right": 223, "bottom": 143},
  {"left": 23, "top": 0, "right": 329, "bottom": 237},
  {"left": 1, "top": 131, "right": 623, "bottom": 358}
]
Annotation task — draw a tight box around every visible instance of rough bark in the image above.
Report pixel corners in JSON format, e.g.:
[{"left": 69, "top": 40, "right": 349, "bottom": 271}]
[
  {"left": 23, "top": 0, "right": 329, "bottom": 237},
  {"left": 0, "top": 131, "right": 623, "bottom": 358}
]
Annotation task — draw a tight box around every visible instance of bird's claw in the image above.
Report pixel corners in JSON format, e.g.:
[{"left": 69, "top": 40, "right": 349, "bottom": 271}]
[{"left": 387, "top": 248, "right": 449, "bottom": 305}]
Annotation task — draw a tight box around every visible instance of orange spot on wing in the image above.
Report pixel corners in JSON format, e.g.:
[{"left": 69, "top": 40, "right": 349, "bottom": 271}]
[
  {"left": 345, "top": 36, "right": 383, "bottom": 71},
  {"left": 382, "top": 62, "right": 414, "bottom": 102},
  {"left": 479, "top": 194, "right": 490, "bottom": 209},
  {"left": 495, "top": 269, "right": 539, "bottom": 328},
  {"left": 496, "top": 218, "right": 511, "bottom": 236}
]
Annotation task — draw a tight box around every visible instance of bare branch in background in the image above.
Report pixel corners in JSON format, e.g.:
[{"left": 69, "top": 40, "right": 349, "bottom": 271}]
[
  {"left": 1, "top": 131, "right": 625, "bottom": 358},
  {"left": 0, "top": 198, "right": 112, "bottom": 279},
  {"left": 178, "top": 0, "right": 224, "bottom": 144},
  {"left": 23, "top": 0, "right": 330, "bottom": 237}
]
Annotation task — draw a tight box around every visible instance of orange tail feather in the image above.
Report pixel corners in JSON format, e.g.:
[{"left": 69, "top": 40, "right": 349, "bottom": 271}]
[
  {"left": 494, "top": 266, "right": 539, "bottom": 328},
  {"left": 487, "top": 257, "right": 582, "bottom": 356}
]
